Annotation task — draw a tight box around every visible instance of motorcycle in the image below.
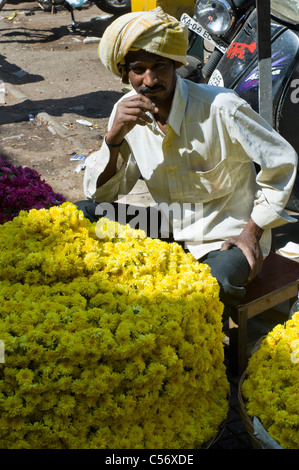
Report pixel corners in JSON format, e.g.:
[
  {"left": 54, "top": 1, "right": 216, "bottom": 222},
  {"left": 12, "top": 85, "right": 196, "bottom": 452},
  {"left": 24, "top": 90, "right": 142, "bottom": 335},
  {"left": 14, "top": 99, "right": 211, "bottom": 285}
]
[
  {"left": 179, "top": 0, "right": 299, "bottom": 212},
  {"left": 0, "top": 0, "right": 131, "bottom": 29},
  {"left": 38, "top": 0, "right": 130, "bottom": 29},
  {"left": 92, "top": 0, "right": 130, "bottom": 14}
]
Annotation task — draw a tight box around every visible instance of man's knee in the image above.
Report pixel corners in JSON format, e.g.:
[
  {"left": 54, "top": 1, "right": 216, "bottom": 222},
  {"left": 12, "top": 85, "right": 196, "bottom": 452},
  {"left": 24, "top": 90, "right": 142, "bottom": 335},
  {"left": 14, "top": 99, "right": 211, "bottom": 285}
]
[
  {"left": 200, "top": 247, "right": 250, "bottom": 307},
  {"left": 75, "top": 200, "right": 99, "bottom": 222}
]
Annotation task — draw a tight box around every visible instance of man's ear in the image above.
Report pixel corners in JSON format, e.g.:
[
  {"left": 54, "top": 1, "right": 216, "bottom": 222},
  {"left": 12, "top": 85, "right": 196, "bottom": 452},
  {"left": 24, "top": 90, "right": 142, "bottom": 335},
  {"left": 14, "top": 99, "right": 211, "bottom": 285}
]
[
  {"left": 174, "top": 61, "right": 184, "bottom": 69},
  {"left": 122, "top": 73, "right": 130, "bottom": 85},
  {"left": 118, "top": 62, "right": 129, "bottom": 84}
]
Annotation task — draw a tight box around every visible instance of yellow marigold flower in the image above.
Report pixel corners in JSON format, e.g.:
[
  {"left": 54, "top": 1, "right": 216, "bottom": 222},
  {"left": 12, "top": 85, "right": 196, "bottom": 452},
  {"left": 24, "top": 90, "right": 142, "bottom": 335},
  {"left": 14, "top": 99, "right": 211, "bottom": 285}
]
[
  {"left": 55, "top": 395, "right": 76, "bottom": 417},
  {"left": 3, "top": 395, "right": 24, "bottom": 417},
  {"left": 0, "top": 203, "right": 229, "bottom": 449},
  {"left": 16, "top": 369, "right": 35, "bottom": 387},
  {"left": 159, "top": 345, "right": 178, "bottom": 367},
  {"left": 242, "top": 312, "right": 299, "bottom": 449}
]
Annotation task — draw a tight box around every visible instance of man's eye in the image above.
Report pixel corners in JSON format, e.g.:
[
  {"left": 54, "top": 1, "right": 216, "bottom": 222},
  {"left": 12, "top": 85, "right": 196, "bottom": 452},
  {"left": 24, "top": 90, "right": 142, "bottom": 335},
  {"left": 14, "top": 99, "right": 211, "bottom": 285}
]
[{"left": 131, "top": 67, "right": 145, "bottom": 74}]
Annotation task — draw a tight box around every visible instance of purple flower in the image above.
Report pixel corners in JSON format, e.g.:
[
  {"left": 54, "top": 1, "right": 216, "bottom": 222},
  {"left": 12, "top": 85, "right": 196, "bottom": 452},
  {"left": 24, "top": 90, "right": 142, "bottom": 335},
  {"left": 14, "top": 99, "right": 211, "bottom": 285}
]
[{"left": 0, "top": 156, "right": 66, "bottom": 224}]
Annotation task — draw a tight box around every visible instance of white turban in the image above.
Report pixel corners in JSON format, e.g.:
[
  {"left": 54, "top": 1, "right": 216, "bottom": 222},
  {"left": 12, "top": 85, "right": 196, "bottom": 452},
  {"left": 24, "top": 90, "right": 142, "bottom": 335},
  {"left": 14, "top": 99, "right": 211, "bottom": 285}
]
[{"left": 98, "top": 7, "right": 188, "bottom": 82}]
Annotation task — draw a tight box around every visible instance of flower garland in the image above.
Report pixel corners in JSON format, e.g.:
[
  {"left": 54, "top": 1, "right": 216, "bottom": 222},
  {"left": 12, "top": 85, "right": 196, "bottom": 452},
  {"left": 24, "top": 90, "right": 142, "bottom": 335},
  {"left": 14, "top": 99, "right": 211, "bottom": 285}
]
[
  {"left": 242, "top": 312, "right": 299, "bottom": 449},
  {"left": 0, "top": 156, "right": 66, "bottom": 224},
  {"left": 0, "top": 202, "right": 229, "bottom": 449}
]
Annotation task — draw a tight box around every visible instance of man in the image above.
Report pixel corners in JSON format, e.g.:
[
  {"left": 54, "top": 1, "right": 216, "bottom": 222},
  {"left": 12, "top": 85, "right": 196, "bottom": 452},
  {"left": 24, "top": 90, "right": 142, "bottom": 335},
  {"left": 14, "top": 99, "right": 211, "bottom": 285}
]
[{"left": 78, "top": 7, "right": 298, "bottom": 307}]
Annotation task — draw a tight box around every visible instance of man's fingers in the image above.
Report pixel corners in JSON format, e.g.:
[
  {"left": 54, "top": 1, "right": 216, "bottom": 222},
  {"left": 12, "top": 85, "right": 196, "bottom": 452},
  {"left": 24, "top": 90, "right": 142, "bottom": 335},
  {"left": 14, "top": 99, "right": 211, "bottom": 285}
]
[
  {"left": 121, "top": 108, "right": 153, "bottom": 125},
  {"left": 118, "top": 100, "right": 158, "bottom": 125},
  {"left": 221, "top": 237, "right": 261, "bottom": 282},
  {"left": 122, "top": 95, "right": 158, "bottom": 114},
  {"left": 123, "top": 98, "right": 160, "bottom": 123},
  {"left": 220, "top": 239, "right": 234, "bottom": 251},
  {"left": 110, "top": 94, "right": 159, "bottom": 143}
]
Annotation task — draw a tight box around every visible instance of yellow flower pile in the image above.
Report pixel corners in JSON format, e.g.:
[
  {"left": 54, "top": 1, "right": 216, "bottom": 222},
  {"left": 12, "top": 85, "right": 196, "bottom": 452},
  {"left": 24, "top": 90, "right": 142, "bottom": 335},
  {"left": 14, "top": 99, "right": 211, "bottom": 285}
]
[
  {"left": 242, "top": 312, "right": 299, "bottom": 449},
  {"left": 0, "top": 202, "right": 229, "bottom": 449}
]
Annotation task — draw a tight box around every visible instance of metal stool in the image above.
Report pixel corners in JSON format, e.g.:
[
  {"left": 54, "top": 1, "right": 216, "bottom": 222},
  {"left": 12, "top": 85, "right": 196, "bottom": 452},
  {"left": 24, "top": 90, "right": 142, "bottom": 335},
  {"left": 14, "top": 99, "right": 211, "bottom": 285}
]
[{"left": 229, "top": 252, "right": 299, "bottom": 375}]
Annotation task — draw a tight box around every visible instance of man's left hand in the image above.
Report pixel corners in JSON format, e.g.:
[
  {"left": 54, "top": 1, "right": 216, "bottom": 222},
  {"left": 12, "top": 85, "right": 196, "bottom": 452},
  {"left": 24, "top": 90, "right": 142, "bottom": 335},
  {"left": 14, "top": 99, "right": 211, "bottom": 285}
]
[{"left": 221, "top": 218, "right": 264, "bottom": 283}]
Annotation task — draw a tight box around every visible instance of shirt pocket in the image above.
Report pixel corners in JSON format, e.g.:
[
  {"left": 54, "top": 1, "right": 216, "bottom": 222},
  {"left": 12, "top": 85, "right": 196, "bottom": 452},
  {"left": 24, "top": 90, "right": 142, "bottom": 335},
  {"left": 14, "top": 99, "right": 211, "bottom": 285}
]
[{"left": 190, "top": 158, "right": 233, "bottom": 203}]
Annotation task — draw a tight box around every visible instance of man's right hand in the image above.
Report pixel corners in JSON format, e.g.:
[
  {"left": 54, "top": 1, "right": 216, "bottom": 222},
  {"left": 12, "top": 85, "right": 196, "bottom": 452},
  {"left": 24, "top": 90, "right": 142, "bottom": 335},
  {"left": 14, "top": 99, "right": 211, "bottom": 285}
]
[{"left": 106, "top": 94, "right": 159, "bottom": 146}]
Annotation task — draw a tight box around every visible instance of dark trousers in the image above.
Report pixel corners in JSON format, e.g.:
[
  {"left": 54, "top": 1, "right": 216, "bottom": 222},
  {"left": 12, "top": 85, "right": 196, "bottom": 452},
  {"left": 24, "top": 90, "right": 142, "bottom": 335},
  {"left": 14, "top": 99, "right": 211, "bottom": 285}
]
[
  {"left": 200, "top": 247, "right": 250, "bottom": 308},
  {"left": 75, "top": 200, "right": 250, "bottom": 309}
]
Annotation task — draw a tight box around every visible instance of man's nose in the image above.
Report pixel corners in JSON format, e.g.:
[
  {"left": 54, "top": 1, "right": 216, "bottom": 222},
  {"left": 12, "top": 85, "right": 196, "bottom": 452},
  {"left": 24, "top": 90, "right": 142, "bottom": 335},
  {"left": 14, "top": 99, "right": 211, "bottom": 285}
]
[{"left": 143, "top": 68, "right": 158, "bottom": 87}]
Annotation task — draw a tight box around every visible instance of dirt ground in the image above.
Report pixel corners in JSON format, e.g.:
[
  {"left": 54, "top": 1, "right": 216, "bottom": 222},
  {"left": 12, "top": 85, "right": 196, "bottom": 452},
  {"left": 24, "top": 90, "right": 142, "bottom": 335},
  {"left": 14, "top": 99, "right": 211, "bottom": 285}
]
[{"left": 0, "top": 0, "right": 133, "bottom": 203}]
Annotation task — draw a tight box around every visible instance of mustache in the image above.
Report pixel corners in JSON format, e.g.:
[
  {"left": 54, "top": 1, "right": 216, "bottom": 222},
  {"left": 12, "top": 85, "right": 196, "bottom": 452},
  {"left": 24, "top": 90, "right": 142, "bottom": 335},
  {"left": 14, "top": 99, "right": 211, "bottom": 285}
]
[{"left": 139, "top": 84, "right": 166, "bottom": 94}]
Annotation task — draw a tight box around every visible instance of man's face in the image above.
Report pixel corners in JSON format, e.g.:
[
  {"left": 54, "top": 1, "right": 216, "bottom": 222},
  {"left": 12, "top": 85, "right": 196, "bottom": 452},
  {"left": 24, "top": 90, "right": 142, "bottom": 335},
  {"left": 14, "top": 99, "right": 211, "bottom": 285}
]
[{"left": 125, "top": 50, "right": 177, "bottom": 107}]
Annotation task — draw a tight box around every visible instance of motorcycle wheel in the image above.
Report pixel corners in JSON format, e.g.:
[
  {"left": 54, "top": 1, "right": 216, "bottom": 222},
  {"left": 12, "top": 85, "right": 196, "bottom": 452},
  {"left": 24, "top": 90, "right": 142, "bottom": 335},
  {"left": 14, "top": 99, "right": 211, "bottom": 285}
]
[
  {"left": 0, "top": 0, "right": 7, "bottom": 11},
  {"left": 38, "top": 0, "right": 65, "bottom": 11},
  {"left": 93, "top": 0, "right": 130, "bottom": 14}
]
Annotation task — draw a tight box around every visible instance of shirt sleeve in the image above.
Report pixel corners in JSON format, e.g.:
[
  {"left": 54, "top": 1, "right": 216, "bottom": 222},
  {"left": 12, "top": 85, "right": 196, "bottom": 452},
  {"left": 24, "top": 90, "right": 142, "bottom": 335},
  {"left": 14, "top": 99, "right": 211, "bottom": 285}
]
[
  {"left": 230, "top": 101, "right": 298, "bottom": 230},
  {"left": 83, "top": 104, "right": 141, "bottom": 203}
]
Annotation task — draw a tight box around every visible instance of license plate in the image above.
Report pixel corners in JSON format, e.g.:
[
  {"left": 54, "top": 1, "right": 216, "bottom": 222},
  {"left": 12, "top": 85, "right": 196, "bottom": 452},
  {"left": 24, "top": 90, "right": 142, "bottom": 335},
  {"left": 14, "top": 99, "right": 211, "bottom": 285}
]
[{"left": 180, "top": 13, "right": 228, "bottom": 53}]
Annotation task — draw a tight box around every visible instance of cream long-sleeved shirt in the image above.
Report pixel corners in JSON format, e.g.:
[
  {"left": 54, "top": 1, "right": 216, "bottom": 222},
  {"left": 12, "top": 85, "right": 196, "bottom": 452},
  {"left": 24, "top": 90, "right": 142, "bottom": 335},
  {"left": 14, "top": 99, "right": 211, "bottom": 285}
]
[{"left": 84, "top": 76, "right": 298, "bottom": 260}]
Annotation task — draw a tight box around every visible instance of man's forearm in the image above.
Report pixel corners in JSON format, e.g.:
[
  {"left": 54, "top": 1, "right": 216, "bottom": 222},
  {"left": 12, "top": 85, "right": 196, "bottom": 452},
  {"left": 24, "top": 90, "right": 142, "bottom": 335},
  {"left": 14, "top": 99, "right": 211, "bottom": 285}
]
[
  {"left": 242, "top": 217, "right": 264, "bottom": 241},
  {"left": 95, "top": 138, "right": 120, "bottom": 188}
]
